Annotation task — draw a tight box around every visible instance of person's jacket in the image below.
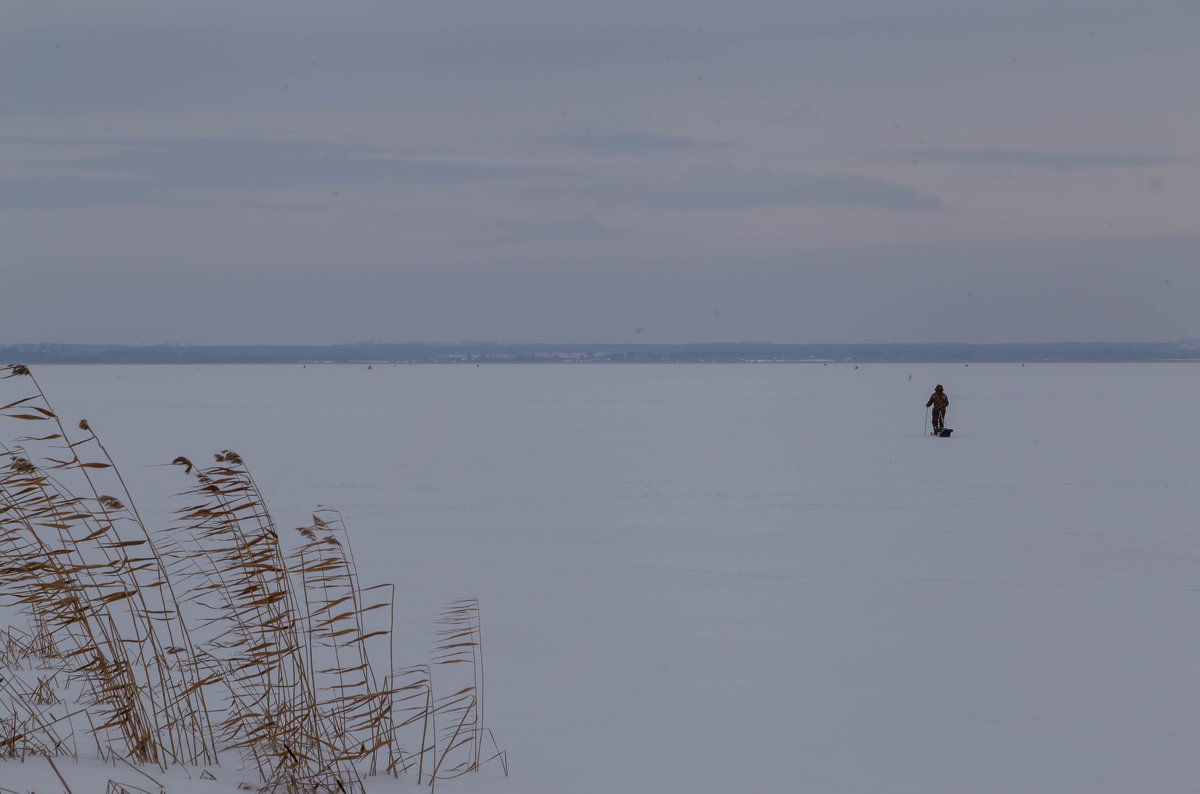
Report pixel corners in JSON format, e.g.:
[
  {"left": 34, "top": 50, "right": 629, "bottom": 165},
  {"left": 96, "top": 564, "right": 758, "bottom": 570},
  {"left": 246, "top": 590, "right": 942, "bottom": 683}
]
[{"left": 926, "top": 389, "right": 949, "bottom": 410}]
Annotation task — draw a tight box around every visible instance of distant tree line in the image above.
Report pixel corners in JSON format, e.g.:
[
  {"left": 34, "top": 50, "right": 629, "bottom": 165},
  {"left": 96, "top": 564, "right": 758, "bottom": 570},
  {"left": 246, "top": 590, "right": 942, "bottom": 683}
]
[{"left": 3, "top": 341, "right": 1199, "bottom": 365}]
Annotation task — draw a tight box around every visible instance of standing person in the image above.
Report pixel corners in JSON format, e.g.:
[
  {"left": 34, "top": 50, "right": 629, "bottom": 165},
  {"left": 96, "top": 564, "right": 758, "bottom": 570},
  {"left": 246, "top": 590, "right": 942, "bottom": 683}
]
[{"left": 926, "top": 384, "right": 949, "bottom": 431}]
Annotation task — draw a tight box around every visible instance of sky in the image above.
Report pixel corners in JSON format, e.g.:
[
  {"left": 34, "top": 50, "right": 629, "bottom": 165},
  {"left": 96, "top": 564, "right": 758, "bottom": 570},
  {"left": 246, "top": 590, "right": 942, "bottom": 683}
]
[{"left": 1, "top": 0, "right": 1197, "bottom": 345}]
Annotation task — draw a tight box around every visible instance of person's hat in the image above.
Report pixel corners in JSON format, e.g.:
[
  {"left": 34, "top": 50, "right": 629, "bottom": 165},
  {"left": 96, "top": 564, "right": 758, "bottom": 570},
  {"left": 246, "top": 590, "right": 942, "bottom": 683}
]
[{"left": 935, "top": 384, "right": 943, "bottom": 390}]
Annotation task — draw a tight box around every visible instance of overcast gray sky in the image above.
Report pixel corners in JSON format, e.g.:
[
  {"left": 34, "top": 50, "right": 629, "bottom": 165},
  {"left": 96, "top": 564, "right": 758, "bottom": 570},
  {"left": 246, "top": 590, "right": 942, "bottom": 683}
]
[{"left": 2, "top": 1, "right": 1197, "bottom": 345}]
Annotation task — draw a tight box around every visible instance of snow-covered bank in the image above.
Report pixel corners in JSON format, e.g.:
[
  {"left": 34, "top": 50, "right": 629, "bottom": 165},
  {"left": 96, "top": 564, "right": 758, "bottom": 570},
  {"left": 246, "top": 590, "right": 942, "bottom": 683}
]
[{"left": 6, "top": 363, "right": 1200, "bottom": 793}]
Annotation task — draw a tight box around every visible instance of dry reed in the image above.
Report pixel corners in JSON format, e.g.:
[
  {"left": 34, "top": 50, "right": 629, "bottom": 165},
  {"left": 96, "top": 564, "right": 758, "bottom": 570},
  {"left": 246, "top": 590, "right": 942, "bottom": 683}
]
[{"left": 0, "top": 364, "right": 505, "bottom": 792}]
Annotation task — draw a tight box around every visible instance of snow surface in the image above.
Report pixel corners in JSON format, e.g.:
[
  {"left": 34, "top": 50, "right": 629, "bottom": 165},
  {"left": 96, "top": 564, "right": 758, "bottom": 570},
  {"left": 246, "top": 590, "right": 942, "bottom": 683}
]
[{"left": 5, "top": 362, "right": 1200, "bottom": 793}]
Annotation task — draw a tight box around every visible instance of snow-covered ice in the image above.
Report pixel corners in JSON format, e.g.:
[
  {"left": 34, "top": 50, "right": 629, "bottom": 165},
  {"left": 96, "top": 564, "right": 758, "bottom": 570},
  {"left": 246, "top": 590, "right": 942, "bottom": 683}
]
[{"left": 5, "top": 362, "right": 1200, "bottom": 793}]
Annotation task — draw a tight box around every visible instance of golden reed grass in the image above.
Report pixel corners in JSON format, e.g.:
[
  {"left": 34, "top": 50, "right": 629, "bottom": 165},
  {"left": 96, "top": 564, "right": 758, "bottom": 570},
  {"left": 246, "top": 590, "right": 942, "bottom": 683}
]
[{"left": 0, "top": 364, "right": 504, "bottom": 793}]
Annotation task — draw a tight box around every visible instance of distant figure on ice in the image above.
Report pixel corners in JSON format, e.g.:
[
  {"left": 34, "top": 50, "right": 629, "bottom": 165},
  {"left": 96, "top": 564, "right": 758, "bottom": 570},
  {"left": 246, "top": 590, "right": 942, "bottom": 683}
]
[{"left": 926, "top": 384, "right": 949, "bottom": 431}]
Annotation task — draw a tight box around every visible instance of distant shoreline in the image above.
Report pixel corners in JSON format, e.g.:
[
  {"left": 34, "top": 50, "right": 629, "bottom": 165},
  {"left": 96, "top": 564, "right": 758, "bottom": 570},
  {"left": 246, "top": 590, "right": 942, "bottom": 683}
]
[{"left": 4, "top": 342, "right": 1200, "bottom": 365}]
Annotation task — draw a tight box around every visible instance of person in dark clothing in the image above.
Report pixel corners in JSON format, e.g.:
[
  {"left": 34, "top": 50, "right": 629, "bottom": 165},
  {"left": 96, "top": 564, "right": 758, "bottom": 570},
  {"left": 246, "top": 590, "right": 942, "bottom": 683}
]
[{"left": 926, "top": 384, "right": 949, "bottom": 430}]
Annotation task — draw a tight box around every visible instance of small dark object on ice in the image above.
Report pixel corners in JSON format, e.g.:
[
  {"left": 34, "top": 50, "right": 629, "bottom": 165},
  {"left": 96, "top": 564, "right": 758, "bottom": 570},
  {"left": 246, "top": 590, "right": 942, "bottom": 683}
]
[{"left": 930, "top": 428, "right": 953, "bottom": 437}]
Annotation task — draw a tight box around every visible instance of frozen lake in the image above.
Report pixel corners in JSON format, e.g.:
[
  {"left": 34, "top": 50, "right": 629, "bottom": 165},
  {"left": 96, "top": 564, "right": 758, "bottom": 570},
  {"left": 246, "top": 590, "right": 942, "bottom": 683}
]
[{"left": 10, "top": 363, "right": 1200, "bottom": 793}]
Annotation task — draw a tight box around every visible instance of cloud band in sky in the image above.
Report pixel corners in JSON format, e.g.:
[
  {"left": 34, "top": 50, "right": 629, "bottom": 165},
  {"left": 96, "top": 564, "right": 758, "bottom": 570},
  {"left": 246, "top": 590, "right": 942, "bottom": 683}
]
[
  {"left": 903, "top": 147, "right": 1179, "bottom": 170},
  {"left": 577, "top": 162, "right": 945, "bottom": 211}
]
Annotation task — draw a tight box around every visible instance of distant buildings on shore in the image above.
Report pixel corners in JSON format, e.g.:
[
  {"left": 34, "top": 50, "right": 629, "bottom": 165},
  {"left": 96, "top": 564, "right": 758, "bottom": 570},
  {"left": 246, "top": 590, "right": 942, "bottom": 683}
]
[{"left": 4, "top": 341, "right": 1200, "bottom": 365}]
